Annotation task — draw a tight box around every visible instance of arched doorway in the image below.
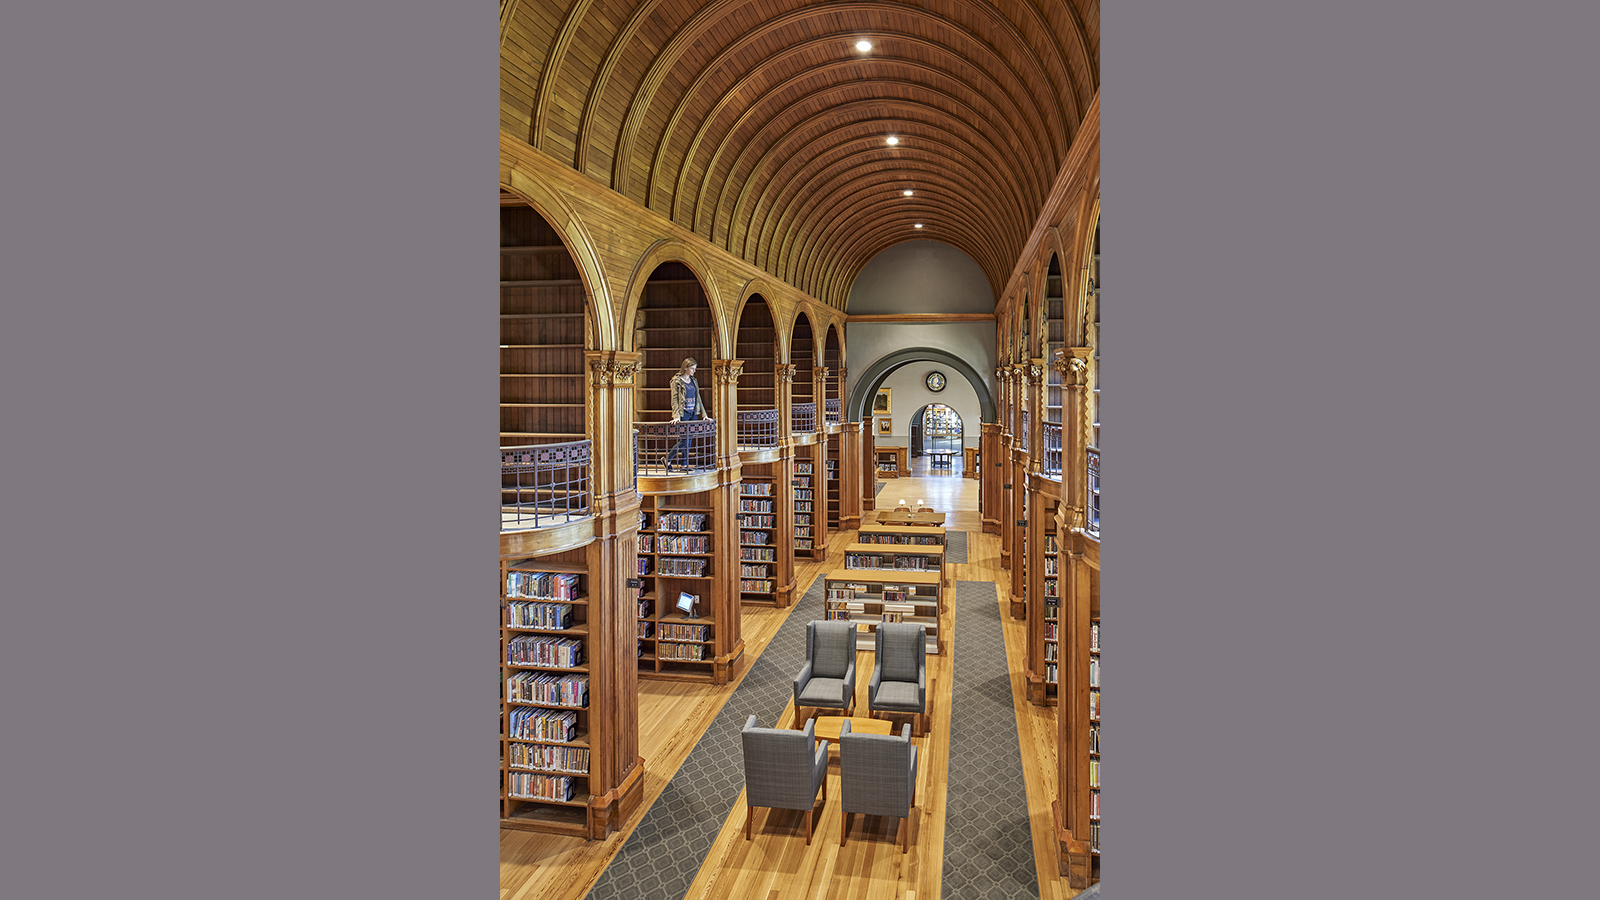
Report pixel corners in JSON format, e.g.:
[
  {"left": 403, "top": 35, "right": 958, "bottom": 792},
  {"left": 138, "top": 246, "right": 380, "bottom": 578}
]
[{"left": 910, "top": 403, "right": 964, "bottom": 471}]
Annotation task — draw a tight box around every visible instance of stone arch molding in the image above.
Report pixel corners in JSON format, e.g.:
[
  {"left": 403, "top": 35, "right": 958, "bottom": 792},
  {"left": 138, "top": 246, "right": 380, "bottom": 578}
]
[{"left": 847, "top": 347, "right": 995, "bottom": 424}]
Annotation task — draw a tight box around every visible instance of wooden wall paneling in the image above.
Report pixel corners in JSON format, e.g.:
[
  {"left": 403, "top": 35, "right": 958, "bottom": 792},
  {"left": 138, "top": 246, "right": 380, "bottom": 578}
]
[
  {"left": 980, "top": 422, "right": 1001, "bottom": 533},
  {"left": 839, "top": 419, "right": 862, "bottom": 530}
]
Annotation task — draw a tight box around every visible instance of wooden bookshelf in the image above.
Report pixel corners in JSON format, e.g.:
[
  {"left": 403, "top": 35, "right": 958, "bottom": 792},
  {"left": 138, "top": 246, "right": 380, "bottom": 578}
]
[
  {"left": 1056, "top": 530, "right": 1101, "bottom": 887},
  {"left": 500, "top": 206, "right": 586, "bottom": 464},
  {"left": 634, "top": 491, "right": 728, "bottom": 682},
  {"left": 736, "top": 474, "right": 780, "bottom": 606},
  {"left": 636, "top": 262, "right": 713, "bottom": 427},
  {"left": 841, "top": 542, "right": 947, "bottom": 588},
  {"left": 874, "top": 445, "right": 908, "bottom": 478},
  {"left": 824, "top": 435, "right": 841, "bottom": 530},
  {"left": 822, "top": 569, "right": 943, "bottom": 654},
  {"left": 792, "top": 452, "right": 819, "bottom": 559},
  {"left": 501, "top": 552, "right": 595, "bottom": 836},
  {"left": 856, "top": 523, "right": 946, "bottom": 547}
]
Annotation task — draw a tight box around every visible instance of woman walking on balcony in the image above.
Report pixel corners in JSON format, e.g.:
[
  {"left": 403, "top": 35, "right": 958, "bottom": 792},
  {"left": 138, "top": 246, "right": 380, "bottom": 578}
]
[{"left": 665, "top": 357, "right": 705, "bottom": 470}]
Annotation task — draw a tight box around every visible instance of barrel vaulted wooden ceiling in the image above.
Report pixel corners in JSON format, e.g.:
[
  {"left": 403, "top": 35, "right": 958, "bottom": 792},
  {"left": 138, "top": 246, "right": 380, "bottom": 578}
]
[{"left": 500, "top": 0, "right": 1098, "bottom": 311}]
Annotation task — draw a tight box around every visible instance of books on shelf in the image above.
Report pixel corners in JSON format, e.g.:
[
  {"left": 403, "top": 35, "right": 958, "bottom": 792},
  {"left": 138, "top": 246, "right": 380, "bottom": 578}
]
[
  {"left": 507, "top": 635, "right": 584, "bottom": 668},
  {"left": 657, "top": 534, "right": 710, "bottom": 553},
  {"left": 506, "top": 672, "right": 588, "bottom": 706},
  {"left": 657, "top": 641, "right": 708, "bottom": 661},
  {"left": 794, "top": 462, "right": 813, "bottom": 475},
  {"left": 740, "top": 547, "right": 776, "bottom": 561},
  {"left": 637, "top": 534, "right": 654, "bottom": 553},
  {"left": 507, "top": 707, "right": 578, "bottom": 742},
  {"left": 739, "top": 482, "right": 773, "bottom": 496},
  {"left": 740, "top": 579, "right": 775, "bottom": 592},
  {"left": 657, "top": 556, "right": 708, "bottom": 577},
  {"left": 509, "top": 742, "right": 590, "bottom": 774},
  {"left": 507, "top": 772, "right": 575, "bottom": 801},
  {"left": 656, "top": 512, "right": 707, "bottom": 531},
  {"left": 740, "top": 530, "right": 771, "bottom": 546},
  {"left": 658, "top": 622, "right": 710, "bottom": 642},
  {"left": 739, "top": 498, "right": 774, "bottom": 512},
  {"left": 505, "top": 571, "right": 581, "bottom": 601},
  {"left": 507, "top": 601, "right": 574, "bottom": 630}
]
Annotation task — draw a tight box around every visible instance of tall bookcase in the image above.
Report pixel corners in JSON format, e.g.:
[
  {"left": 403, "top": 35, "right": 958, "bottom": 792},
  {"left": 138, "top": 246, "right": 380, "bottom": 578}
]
[
  {"left": 825, "top": 435, "right": 841, "bottom": 530},
  {"left": 499, "top": 207, "right": 586, "bottom": 462},
  {"left": 792, "top": 455, "right": 818, "bottom": 559},
  {"left": 737, "top": 473, "right": 779, "bottom": 606},
  {"left": 634, "top": 490, "right": 725, "bottom": 682},
  {"left": 501, "top": 551, "right": 596, "bottom": 835},
  {"left": 822, "top": 570, "right": 943, "bottom": 654},
  {"left": 1089, "top": 615, "right": 1101, "bottom": 861},
  {"left": 1042, "top": 531, "right": 1060, "bottom": 698}
]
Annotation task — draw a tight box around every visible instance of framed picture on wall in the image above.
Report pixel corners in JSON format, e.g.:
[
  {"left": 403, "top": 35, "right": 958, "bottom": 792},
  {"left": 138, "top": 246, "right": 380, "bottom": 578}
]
[
  {"left": 873, "top": 388, "right": 891, "bottom": 415},
  {"left": 877, "top": 417, "right": 893, "bottom": 435}
]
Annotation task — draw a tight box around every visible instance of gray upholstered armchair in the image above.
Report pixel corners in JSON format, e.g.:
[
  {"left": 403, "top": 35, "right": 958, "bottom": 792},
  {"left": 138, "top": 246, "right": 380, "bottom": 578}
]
[
  {"left": 838, "top": 720, "right": 919, "bottom": 851},
  {"left": 740, "top": 714, "right": 829, "bottom": 844},
  {"left": 793, "top": 620, "right": 857, "bottom": 725},
  {"left": 868, "top": 622, "right": 928, "bottom": 736}
]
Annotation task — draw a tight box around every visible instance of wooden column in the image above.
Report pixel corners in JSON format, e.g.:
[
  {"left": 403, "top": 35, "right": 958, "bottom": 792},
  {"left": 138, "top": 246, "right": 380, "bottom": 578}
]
[
  {"left": 861, "top": 416, "right": 878, "bottom": 514},
  {"left": 980, "top": 422, "right": 1002, "bottom": 534},
  {"left": 1012, "top": 362, "right": 1044, "bottom": 619},
  {"left": 998, "top": 367, "right": 1016, "bottom": 569},
  {"left": 1056, "top": 529, "right": 1099, "bottom": 885},
  {"left": 774, "top": 363, "right": 798, "bottom": 604},
  {"left": 812, "top": 366, "right": 831, "bottom": 549},
  {"left": 581, "top": 351, "right": 647, "bottom": 838},
  {"left": 840, "top": 420, "right": 862, "bottom": 530},
  {"left": 710, "top": 359, "right": 746, "bottom": 682}
]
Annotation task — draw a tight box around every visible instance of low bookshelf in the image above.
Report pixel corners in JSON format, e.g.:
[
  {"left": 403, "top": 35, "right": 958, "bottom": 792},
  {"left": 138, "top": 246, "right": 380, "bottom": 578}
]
[
  {"left": 874, "top": 446, "right": 908, "bottom": 478},
  {"left": 634, "top": 492, "right": 721, "bottom": 682},
  {"left": 501, "top": 554, "right": 593, "bottom": 836},
  {"left": 737, "top": 474, "right": 779, "bottom": 606},
  {"left": 841, "top": 542, "right": 948, "bottom": 589},
  {"left": 822, "top": 569, "right": 943, "bottom": 654},
  {"left": 792, "top": 459, "right": 817, "bottom": 559}
]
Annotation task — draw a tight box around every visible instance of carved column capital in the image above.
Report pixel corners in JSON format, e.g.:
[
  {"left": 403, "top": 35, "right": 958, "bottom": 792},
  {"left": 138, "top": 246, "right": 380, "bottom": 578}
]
[
  {"left": 1026, "top": 361, "right": 1045, "bottom": 386},
  {"left": 712, "top": 359, "right": 744, "bottom": 385},
  {"left": 775, "top": 364, "right": 797, "bottom": 384},
  {"left": 1063, "top": 347, "right": 1092, "bottom": 388},
  {"left": 812, "top": 366, "right": 830, "bottom": 380},
  {"left": 586, "top": 352, "right": 643, "bottom": 386},
  {"left": 835, "top": 366, "right": 847, "bottom": 381}
]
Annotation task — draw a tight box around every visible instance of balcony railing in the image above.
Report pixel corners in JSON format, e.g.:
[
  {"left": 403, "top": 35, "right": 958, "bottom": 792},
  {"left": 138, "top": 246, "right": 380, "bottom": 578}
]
[
  {"left": 736, "top": 408, "right": 780, "bottom": 448},
  {"left": 791, "top": 401, "right": 816, "bottom": 434},
  {"left": 501, "top": 439, "right": 592, "bottom": 531},
  {"left": 633, "top": 418, "right": 718, "bottom": 477},
  {"left": 1040, "top": 422, "right": 1063, "bottom": 477},
  {"left": 824, "top": 398, "right": 840, "bottom": 424},
  {"left": 1087, "top": 447, "right": 1100, "bottom": 536}
]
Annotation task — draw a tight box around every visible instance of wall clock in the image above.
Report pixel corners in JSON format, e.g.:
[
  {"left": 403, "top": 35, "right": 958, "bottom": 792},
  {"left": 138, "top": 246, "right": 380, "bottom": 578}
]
[{"left": 925, "top": 371, "right": 946, "bottom": 392}]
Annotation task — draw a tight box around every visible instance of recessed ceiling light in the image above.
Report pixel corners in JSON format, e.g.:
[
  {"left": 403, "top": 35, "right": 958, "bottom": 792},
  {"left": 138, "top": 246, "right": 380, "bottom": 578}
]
[
  {"left": 914, "top": 223, "right": 923, "bottom": 228},
  {"left": 903, "top": 190, "right": 914, "bottom": 196},
  {"left": 855, "top": 40, "right": 872, "bottom": 52},
  {"left": 885, "top": 136, "right": 899, "bottom": 146}
]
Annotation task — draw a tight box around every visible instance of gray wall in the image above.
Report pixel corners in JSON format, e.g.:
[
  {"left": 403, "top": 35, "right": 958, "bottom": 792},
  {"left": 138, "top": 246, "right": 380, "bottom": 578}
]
[
  {"left": 845, "top": 240, "right": 994, "bottom": 315},
  {"left": 867, "top": 363, "right": 983, "bottom": 449},
  {"left": 844, "top": 322, "right": 997, "bottom": 417}
]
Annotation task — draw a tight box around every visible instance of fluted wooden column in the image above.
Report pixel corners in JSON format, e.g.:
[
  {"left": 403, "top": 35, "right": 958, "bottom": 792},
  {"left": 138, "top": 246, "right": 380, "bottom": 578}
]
[
  {"left": 709, "top": 359, "right": 746, "bottom": 682},
  {"left": 580, "top": 351, "right": 646, "bottom": 837},
  {"left": 1054, "top": 344, "right": 1097, "bottom": 884},
  {"left": 1011, "top": 361, "right": 1044, "bottom": 619},
  {"left": 773, "top": 363, "right": 798, "bottom": 605},
  {"left": 997, "top": 366, "right": 1014, "bottom": 565}
]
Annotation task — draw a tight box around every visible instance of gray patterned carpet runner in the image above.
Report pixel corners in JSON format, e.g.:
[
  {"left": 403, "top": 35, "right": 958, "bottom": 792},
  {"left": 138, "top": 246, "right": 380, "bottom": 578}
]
[
  {"left": 942, "top": 579, "right": 1040, "bottom": 898},
  {"left": 944, "top": 530, "right": 968, "bottom": 564},
  {"left": 584, "top": 578, "right": 824, "bottom": 899}
]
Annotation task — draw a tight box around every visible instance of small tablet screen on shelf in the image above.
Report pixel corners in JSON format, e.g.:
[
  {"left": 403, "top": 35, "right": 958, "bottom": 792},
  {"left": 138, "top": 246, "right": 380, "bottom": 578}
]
[{"left": 676, "top": 591, "right": 699, "bottom": 617}]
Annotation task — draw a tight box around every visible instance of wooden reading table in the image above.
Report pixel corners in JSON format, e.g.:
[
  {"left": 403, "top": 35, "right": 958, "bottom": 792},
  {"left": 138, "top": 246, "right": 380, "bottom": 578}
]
[{"left": 874, "top": 510, "right": 947, "bottom": 526}]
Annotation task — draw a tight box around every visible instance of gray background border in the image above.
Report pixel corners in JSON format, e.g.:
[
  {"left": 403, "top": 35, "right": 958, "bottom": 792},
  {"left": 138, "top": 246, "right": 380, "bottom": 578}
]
[{"left": 4, "top": 2, "right": 1597, "bottom": 898}]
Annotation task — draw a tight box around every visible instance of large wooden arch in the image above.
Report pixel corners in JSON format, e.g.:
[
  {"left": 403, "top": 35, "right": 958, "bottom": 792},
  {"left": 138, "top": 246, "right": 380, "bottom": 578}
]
[
  {"left": 847, "top": 348, "right": 996, "bottom": 424},
  {"left": 619, "top": 239, "right": 730, "bottom": 357},
  {"left": 497, "top": 177, "right": 615, "bottom": 353}
]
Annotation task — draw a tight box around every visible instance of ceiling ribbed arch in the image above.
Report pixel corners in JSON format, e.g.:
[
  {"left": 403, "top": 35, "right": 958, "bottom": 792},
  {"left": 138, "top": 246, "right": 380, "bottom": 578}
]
[{"left": 504, "top": 0, "right": 1098, "bottom": 309}]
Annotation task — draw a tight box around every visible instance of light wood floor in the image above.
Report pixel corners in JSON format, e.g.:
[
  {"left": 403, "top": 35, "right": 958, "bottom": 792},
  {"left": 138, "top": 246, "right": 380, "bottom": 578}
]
[{"left": 501, "top": 458, "right": 1076, "bottom": 899}]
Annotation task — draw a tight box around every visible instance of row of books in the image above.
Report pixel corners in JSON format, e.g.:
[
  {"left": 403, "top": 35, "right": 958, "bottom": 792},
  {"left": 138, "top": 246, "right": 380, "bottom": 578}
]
[
  {"left": 638, "top": 622, "right": 652, "bottom": 638},
  {"left": 1089, "top": 687, "right": 1101, "bottom": 718},
  {"left": 795, "top": 514, "right": 811, "bottom": 525},
  {"left": 1045, "top": 577, "right": 1058, "bottom": 598},
  {"left": 509, "top": 742, "right": 590, "bottom": 774},
  {"left": 658, "top": 557, "right": 708, "bottom": 577},
  {"left": 794, "top": 489, "right": 813, "bottom": 500},
  {"left": 1090, "top": 821, "right": 1100, "bottom": 853},
  {"left": 1089, "top": 758, "right": 1100, "bottom": 788},
  {"left": 1090, "top": 722, "right": 1100, "bottom": 754},
  {"left": 740, "top": 530, "right": 771, "bottom": 546},
  {"left": 1044, "top": 557, "right": 1058, "bottom": 575},
  {"left": 1045, "top": 642, "right": 1058, "bottom": 662},
  {"left": 506, "top": 707, "right": 578, "bottom": 742},
  {"left": 738, "top": 498, "right": 774, "bottom": 512},
  {"left": 656, "top": 535, "right": 710, "bottom": 554},
  {"left": 637, "top": 598, "right": 651, "bottom": 618},
  {"left": 794, "top": 538, "right": 813, "bottom": 549},
  {"left": 1090, "top": 791, "right": 1101, "bottom": 819},
  {"left": 1045, "top": 622, "right": 1058, "bottom": 641},
  {"left": 506, "top": 601, "right": 574, "bottom": 630},
  {"left": 659, "top": 622, "right": 711, "bottom": 642},
  {"left": 740, "top": 564, "right": 772, "bottom": 577},
  {"left": 740, "top": 547, "right": 775, "bottom": 561},
  {"left": 794, "top": 462, "right": 813, "bottom": 474},
  {"left": 507, "top": 635, "right": 583, "bottom": 668},
  {"left": 858, "top": 534, "right": 941, "bottom": 546},
  {"left": 507, "top": 672, "right": 588, "bottom": 707},
  {"left": 794, "top": 526, "right": 812, "bottom": 537},
  {"left": 740, "top": 482, "right": 774, "bottom": 496},
  {"left": 505, "top": 571, "right": 581, "bottom": 601},
  {"left": 1089, "top": 656, "right": 1100, "bottom": 687},
  {"left": 794, "top": 501, "right": 812, "bottom": 512},
  {"left": 740, "top": 515, "right": 775, "bottom": 527},
  {"left": 657, "top": 512, "right": 707, "bottom": 532},
  {"left": 637, "top": 534, "right": 654, "bottom": 553},
  {"left": 740, "top": 579, "right": 775, "bottom": 592},
  {"left": 506, "top": 772, "right": 576, "bottom": 801},
  {"left": 1090, "top": 622, "right": 1101, "bottom": 651},
  {"left": 1045, "top": 662, "right": 1057, "bottom": 684},
  {"left": 658, "top": 641, "right": 707, "bottom": 660},
  {"left": 637, "top": 558, "right": 650, "bottom": 575},
  {"left": 844, "top": 553, "right": 934, "bottom": 571},
  {"left": 1044, "top": 600, "right": 1060, "bottom": 622},
  {"left": 1047, "top": 534, "right": 1059, "bottom": 553}
]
